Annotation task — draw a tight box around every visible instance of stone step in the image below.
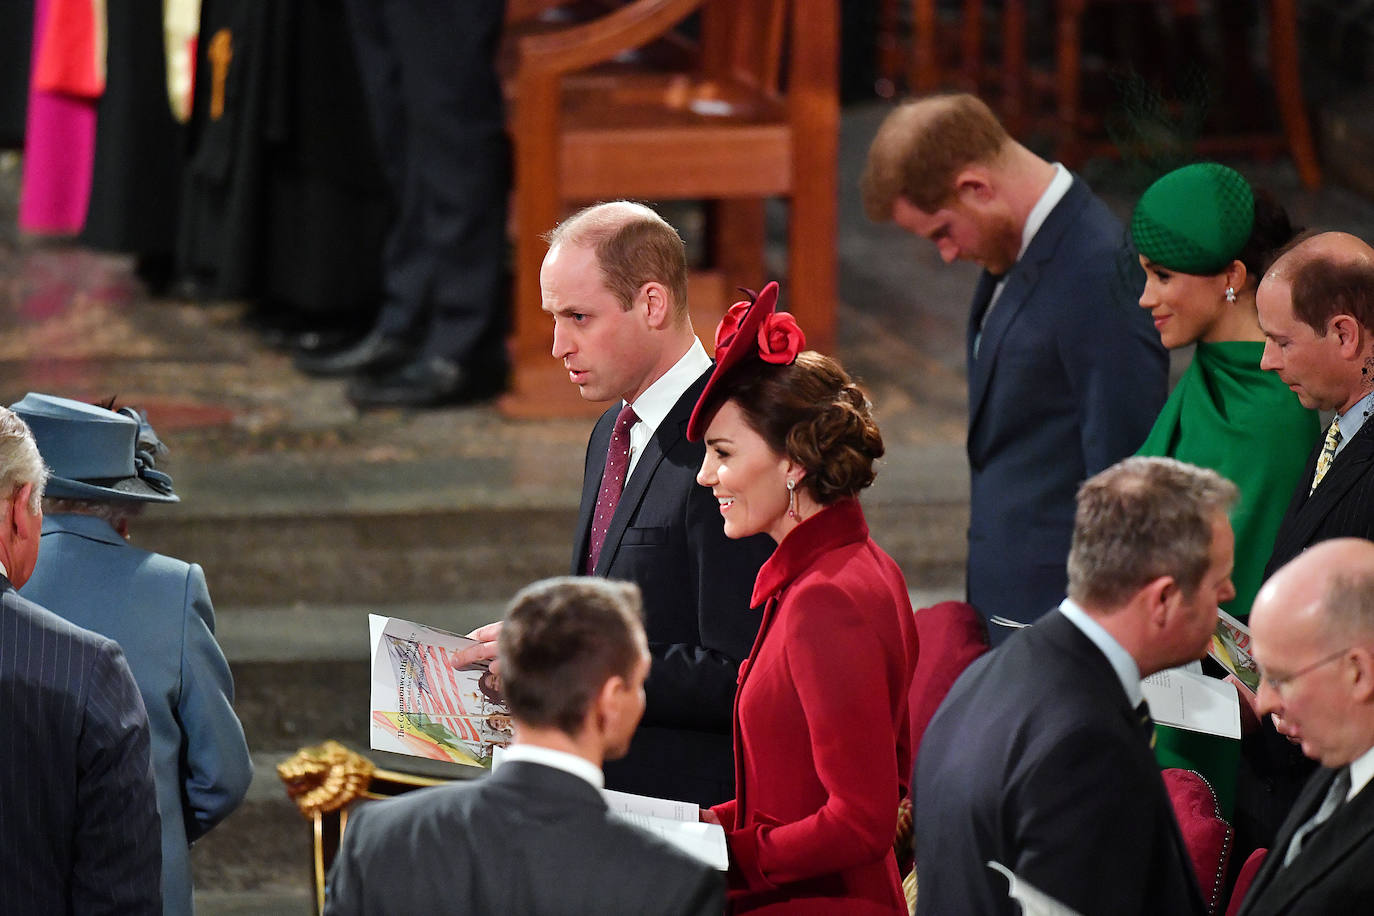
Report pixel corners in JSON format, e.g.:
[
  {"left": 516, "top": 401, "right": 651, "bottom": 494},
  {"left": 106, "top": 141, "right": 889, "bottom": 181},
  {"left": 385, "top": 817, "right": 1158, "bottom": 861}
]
[{"left": 128, "top": 442, "right": 970, "bottom": 608}]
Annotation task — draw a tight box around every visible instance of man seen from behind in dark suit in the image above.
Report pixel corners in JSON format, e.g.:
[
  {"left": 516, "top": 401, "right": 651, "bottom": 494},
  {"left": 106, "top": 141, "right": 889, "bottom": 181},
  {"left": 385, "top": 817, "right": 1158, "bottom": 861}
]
[
  {"left": 915, "top": 456, "right": 1236, "bottom": 915},
  {"left": 324, "top": 577, "right": 725, "bottom": 916},
  {"left": 0, "top": 405, "right": 162, "bottom": 914},
  {"left": 1235, "top": 538, "right": 1374, "bottom": 915},
  {"left": 454, "top": 202, "right": 772, "bottom": 806},
  {"left": 862, "top": 93, "right": 1167, "bottom": 644}
]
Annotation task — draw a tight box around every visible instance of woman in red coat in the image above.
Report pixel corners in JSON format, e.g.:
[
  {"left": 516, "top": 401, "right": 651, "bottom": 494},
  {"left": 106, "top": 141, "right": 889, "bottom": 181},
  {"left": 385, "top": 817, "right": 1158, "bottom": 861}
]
[{"left": 688, "top": 282, "right": 918, "bottom": 914}]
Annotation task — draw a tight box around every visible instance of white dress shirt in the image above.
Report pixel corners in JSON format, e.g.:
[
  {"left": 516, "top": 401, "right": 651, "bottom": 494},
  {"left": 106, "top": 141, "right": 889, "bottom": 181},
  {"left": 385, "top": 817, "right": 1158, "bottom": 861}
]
[
  {"left": 1058, "top": 597, "right": 1144, "bottom": 708},
  {"left": 500, "top": 743, "right": 605, "bottom": 790},
  {"left": 624, "top": 338, "right": 712, "bottom": 477}
]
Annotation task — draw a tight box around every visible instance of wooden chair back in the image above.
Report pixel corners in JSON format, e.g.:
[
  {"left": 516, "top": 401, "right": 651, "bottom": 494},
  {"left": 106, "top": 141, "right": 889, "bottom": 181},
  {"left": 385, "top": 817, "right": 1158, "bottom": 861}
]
[{"left": 502, "top": 0, "right": 838, "bottom": 417}]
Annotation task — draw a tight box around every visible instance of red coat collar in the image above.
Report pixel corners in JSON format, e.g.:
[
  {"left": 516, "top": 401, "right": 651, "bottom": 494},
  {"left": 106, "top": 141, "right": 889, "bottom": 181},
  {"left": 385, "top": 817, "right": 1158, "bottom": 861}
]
[{"left": 750, "top": 498, "right": 869, "bottom": 606}]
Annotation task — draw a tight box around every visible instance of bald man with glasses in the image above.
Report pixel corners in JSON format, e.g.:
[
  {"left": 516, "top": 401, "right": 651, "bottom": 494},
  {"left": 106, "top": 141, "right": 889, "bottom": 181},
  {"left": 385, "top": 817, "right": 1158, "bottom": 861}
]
[{"left": 1235, "top": 538, "right": 1374, "bottom": 915}]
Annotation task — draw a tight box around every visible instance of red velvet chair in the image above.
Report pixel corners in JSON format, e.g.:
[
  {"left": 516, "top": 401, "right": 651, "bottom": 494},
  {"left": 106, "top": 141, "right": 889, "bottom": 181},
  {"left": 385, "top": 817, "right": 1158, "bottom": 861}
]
[
  {"left": 898, "top": 599, "right": 990, "bottom": 892},
  {"left": 908, "top": 600, "right": 990, "bottom": 755},
  {"left": 1224, "top": 848, "right": 1268, "bottom": 916},
  {"left": 1163, "top": 767, "right": 1234, "bottom": 915}
]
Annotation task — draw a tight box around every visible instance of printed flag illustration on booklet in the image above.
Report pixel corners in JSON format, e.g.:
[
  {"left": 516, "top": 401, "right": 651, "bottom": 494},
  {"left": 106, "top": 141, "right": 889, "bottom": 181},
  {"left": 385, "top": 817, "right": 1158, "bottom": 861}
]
[
  {"left": 1209, "top": 608, "right": 1259, "bottom": 696},
  {"left": 369, "top": 614, "right": 513, "bottom": 768}
]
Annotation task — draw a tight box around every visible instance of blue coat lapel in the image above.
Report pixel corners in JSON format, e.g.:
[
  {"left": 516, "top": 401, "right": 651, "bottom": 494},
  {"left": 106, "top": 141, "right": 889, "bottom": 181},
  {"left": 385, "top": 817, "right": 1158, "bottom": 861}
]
[{"left": 967, "top": 178, "right": 1093, "bottom": 434}]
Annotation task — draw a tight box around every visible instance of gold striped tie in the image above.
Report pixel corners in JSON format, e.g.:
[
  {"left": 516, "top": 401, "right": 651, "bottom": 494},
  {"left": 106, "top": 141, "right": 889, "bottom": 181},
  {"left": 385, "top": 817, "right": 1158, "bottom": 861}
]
[
  {"left": 1136, "top": 700, "right": 1156, "bottom": 750},
  {"left": 1310, "top": 420, "right": 1343, "bottom": 494}
]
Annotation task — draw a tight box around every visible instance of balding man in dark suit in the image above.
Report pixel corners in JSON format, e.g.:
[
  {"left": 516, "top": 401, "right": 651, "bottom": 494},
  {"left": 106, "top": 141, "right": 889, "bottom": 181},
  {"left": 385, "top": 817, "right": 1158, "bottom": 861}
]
[
  {"left": 455, "top": 202, "right": 772, "bottom": 807},
  {"left": 1244, "top": 234, "right": 1374, "bottom": 853},
  {"left": 0, "top": 406, "right": 161, "bottom": 914},
  {"left": 1237, "top": 539, "right": 1374, "bottom": 914}
]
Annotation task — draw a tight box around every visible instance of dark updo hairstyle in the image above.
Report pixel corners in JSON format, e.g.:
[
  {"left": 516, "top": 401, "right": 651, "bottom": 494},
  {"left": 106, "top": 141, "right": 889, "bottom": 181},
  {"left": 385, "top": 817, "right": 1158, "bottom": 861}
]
[
  {"left": 725, "top": 351, "right": 884, "bottom": 504},
  {"left": 1236, "top": 189, "right": 1300, "bottom": 284}
]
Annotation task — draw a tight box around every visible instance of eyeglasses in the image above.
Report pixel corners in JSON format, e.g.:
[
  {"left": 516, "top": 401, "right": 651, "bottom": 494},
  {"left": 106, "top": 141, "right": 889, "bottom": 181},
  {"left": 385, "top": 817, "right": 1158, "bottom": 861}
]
[{"left": 1259, "top": 647, "right": 1351, "bottom": 693}]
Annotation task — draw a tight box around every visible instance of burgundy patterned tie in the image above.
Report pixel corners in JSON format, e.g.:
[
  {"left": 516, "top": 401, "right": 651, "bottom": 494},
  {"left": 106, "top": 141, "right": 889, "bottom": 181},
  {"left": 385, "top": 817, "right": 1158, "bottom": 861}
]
[{"left": 586, "top": 403, "right": 639, "bottom": 574}]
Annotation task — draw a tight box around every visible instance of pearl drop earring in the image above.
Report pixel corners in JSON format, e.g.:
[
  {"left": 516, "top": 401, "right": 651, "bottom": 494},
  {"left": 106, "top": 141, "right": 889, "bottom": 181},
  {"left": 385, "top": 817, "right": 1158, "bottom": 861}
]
[{"left": 786, "top": 478, "right": 799, "bottom": 520}]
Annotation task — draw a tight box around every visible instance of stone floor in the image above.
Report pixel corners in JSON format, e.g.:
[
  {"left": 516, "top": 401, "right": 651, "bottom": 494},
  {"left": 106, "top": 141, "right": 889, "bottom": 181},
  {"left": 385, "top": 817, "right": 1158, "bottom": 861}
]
[{"left": 4, "top": 101, "right": 1374, "bottom": 913}]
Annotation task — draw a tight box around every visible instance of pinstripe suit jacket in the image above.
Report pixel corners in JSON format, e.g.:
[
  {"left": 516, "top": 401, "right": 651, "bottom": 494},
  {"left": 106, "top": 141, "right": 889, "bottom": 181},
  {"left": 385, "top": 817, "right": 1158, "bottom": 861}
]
[
  {"left": 0, "top": 575, "right": 162, "bottom": 914},
  {"left": 1265, "top": 416, "right": 1374, "bottom": 577},
  {"left": 22, "top": 513, "right": 252, "bottom": 916},
  {"left": 1239, "top": 417, "right": 1374, "bottom": 854}
]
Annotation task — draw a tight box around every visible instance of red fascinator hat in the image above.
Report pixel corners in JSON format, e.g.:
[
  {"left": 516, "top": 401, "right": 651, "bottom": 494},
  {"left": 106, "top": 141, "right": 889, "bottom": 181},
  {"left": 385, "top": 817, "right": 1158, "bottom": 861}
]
[{"left": 687, "top": 281, "right": 806, "bottom": 441}]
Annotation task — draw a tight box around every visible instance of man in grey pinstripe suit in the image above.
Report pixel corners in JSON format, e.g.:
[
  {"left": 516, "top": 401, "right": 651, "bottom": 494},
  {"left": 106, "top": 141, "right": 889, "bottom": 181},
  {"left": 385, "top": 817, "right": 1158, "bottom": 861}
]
[{"left": 0, "top": 406, "right": 162, "bottom": 914}]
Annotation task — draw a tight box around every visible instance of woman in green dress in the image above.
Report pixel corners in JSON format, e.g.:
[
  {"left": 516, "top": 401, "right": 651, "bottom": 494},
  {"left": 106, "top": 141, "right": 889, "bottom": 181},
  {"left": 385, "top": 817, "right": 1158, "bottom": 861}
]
[
  {"left": 1131, "top": 163, "right": 1320, "bottom": 821},
  {"left": 1132, "top": 162, "right": 1319, "bottom": 620}
]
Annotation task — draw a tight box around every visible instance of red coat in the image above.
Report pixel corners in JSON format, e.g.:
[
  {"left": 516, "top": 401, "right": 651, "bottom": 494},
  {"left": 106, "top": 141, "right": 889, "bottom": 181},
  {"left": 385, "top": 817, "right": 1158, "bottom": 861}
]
[{"left": 711, "top": 499, "right": 918, "bottom": 914}]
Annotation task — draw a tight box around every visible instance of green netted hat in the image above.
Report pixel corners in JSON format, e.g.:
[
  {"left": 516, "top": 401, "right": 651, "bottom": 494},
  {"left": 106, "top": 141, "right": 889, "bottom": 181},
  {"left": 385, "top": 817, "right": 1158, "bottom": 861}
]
[{"left": 1130, "top": 163, "right": 1255, "bottom": 275}]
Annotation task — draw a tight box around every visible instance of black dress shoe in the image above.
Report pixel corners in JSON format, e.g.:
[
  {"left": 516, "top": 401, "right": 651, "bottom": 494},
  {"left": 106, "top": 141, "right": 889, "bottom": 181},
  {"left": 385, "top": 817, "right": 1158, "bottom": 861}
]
[
  {"left": 346, "top": 356, "right": 508, "bottom": 409},
  {"left": 295, "top": 327, "right": 412, "bottom": 377}
]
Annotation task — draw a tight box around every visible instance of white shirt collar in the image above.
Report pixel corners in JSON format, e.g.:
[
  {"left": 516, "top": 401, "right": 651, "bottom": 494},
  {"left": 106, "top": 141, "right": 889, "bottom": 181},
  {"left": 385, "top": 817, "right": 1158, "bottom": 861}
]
[
  {"left": 1058, "top": 597, "right": 1144, "bottom": 707},
  {"left": 625, "top": 338, "right": 711, "bottom": 476},
  {"left": 0, "top": 559, "right": 7, "bottom": 580},
  {"left": 1018, "top": 163, "right": 1073, "bottom": 260},
  {"left": 1346, "top": 742, "right": 1374, "bottom": 800},
  {"left": 1335, "top": 390, "right": 1374, "bottom": 458},
  {"left": 500, "top": 743, "right": 605, "bottom": 790}
]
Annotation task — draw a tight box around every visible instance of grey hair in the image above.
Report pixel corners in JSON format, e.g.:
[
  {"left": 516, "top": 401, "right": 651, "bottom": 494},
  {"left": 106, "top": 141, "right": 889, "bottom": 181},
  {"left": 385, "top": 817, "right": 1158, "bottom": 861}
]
[
  {"left": 41, "top": 498, "right": 143, "bottom": 525},
  {"left": 1322, "top": 569, "right": 1374, "bottom": 644},
  {"left": 0, "top": 407, "right": 48, "bottom": 514},
  {"left": 1067, "top": 457, "right": 1238, "bottom": 609}
]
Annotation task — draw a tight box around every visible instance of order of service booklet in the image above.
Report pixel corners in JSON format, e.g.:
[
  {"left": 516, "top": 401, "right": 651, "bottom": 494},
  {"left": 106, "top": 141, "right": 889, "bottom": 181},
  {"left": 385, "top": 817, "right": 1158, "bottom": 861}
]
[
  {"left": 1208, "top": 608, "right": 1260, "bottom": 696},
  {"left": 1141, "top": 666, "right": 1241, "bottom": 739},
  {"left": 369, "top": 614, "right": 513, "bottom": 768}
]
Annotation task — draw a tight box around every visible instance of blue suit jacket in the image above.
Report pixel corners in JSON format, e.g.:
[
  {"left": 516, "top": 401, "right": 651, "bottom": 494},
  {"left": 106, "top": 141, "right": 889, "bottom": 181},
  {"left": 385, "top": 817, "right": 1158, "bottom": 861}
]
[
  {"left": 324, "top": 761, "right": 725, "bottom": 915},
  {"left": 0, "top": 575, "right": 162, "bottom": 914},
  {"left": 914, "top": 610, "right": 1204, "bottom": 916},
  {"left": 965, "top": 177, "right": 1167, "bottom": 640},
  {"left": 574, "top": 368, "right": 773, "bottom": 807},
  {"left": 22, "top": 514, "right": 252, "bottom": 916}
]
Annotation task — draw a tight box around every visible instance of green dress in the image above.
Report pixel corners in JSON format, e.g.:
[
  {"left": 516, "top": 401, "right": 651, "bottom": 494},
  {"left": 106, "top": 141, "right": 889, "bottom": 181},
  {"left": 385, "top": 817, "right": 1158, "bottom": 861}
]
[{"left": 1137, "top": 340, "right": 1320, "bottom": 817}]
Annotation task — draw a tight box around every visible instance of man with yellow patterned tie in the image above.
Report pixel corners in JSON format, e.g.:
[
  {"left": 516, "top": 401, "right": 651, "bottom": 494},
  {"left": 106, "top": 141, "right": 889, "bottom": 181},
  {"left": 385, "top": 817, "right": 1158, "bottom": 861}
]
[
  {"left": 1259, "top": 233, "right": 1374, "bottom": 576},
  {"left": 1242, "top": 231, "right": 1374, "bottom": 857}
]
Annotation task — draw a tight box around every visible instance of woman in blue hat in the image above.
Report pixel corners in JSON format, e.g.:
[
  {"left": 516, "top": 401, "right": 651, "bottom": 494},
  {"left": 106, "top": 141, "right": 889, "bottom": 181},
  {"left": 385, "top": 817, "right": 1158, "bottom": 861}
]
[{"left": 11, "top": 392, "right": 252, "bottom": 916}]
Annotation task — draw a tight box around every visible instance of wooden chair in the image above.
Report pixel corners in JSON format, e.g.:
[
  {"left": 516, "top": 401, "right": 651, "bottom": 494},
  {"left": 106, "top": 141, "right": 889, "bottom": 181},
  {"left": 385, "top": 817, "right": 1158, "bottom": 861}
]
[
  {"left": 1049, "top": 0, "right": 1321, "bottom": 187},
  {"left": 878, "top": 1, "right": 1320, "bottom": 189},
  {"left": 875, "top": 0, "right": 1029, "bottom": 132},
  {"left": 502, "top": 0, "right": 839, "bottom": 417}
]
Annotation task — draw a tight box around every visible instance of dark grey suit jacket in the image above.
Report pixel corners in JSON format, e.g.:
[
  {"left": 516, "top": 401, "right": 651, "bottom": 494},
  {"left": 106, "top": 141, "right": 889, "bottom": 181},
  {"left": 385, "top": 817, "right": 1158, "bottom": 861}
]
[
  {"left": 323, "top": 760, "right": 725, "bottom": 915},
  {"left": 965, "top": 177, "right": 1167, "bottom": 642},
  {"left": 0, "top": 576, "right": 162, "bottom": 915},
  {"left": 1236, "top": 765, "right": 1374, "bottom": 915},
  {"left": 575, "top": 368, "right": 773, "bottom": 806},
  {"left": 914, "top": 610, "right": 1204, "bottom": 916}
]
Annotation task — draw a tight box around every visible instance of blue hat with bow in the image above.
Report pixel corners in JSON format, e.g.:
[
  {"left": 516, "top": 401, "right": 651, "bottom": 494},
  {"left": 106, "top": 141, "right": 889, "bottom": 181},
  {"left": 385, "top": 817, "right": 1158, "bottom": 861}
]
[{"left": 10, "top": 393, "right": 179, "bottom": 504}]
